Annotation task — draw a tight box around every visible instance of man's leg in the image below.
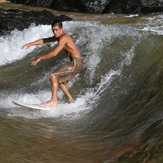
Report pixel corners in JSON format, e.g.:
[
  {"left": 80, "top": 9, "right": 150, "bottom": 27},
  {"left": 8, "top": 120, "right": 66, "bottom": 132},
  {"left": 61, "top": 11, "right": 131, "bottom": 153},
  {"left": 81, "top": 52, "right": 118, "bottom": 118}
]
[
  {"left": 42, "top": 74, "right": 58, "bottom": 106},
  {"left": 60, "top": 83, "right": 73, "bottom": 102}
]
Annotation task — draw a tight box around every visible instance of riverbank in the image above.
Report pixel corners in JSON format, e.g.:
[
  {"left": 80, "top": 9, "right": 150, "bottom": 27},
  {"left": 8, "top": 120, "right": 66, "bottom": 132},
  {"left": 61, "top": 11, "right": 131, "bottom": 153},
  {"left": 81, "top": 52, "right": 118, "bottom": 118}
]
[
  {"left": 0, "top": 1, "right": 72, "bottom": 35},
  {"left": 0, "top": 0, "right": 8, "bottom": 3},
  {"left": 0, "top": 0, "right": 160, "bottom": 26}
]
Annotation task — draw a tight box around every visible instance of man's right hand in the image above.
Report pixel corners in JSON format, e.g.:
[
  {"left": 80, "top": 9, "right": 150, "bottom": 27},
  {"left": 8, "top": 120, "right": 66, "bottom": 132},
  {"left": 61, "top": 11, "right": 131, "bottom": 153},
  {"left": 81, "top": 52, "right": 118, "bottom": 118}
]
[
  {"left": 31, "top": 57, "right": 41, "bottom": 66},
  {"left": 22, "top": 43, "right": 31, "bottom": 49}
]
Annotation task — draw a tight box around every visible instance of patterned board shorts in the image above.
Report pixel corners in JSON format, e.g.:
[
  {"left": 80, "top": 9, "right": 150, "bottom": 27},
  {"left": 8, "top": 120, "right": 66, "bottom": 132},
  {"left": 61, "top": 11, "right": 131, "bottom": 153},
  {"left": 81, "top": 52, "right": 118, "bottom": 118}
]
[{"left": 53, "top": 57, "right": 83, "bottom": 84}]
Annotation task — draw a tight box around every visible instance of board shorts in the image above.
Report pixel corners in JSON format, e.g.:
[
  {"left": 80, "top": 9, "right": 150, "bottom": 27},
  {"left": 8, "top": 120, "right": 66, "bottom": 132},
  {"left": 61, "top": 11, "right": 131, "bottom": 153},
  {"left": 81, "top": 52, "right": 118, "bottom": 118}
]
[{"left": 53, "top": 57, "right": 83, "bottom": 85}]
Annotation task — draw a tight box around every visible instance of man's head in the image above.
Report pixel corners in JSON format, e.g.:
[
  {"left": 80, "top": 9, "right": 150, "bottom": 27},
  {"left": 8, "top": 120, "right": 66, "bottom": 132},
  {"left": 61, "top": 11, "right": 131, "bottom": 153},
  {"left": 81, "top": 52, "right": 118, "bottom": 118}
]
[
  {"left": 51, "top": 20, "right": 63, "bottom": 29},
  {"left": 51, "top": 20, "right": 63, "bottom": 38}
]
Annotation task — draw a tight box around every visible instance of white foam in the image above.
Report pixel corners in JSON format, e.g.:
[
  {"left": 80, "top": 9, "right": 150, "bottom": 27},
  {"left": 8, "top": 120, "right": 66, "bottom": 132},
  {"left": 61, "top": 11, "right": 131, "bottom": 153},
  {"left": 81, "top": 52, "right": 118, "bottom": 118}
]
[
  {"left": 124, "top": 14, "right": 139, "bottom": 18},
  {"left": 0, "top": 89, "right": 88, "bottom": 119},
  {"left": 0, "top": 21, "right": 137, "bottom": 67},
  {"left": 0, "top": 24, "right": 53, "bottom": 66},
  {"left": 136, "top": 14, "right": 163, "bottom": 35},
  {"left": 0, "top": 21, "right": 140, "bottom": 119}
]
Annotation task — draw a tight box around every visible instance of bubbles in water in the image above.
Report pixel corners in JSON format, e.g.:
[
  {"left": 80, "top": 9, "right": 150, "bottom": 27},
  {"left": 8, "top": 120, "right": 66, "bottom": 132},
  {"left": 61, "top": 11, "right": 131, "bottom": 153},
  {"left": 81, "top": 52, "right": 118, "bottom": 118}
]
[
  {"left": 0, "top": 24, "right": 53, "bottom": 66},
  {"left": 0, "top": 20, "right": 148, "bottom": 119}
]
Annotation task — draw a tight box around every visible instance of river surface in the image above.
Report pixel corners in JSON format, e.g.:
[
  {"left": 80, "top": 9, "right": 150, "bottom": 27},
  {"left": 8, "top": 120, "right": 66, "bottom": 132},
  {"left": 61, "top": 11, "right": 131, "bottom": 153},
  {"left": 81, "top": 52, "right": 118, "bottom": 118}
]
[{"left": 0, "top": 4, "right": 163, "bottom": 162}]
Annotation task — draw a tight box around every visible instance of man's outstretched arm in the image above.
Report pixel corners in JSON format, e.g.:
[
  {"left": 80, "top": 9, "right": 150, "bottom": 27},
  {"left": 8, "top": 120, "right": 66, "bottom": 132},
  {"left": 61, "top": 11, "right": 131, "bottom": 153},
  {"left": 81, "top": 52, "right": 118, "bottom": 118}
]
[{"left": 22, "top": 36, "right": 56, "bottom": 49}]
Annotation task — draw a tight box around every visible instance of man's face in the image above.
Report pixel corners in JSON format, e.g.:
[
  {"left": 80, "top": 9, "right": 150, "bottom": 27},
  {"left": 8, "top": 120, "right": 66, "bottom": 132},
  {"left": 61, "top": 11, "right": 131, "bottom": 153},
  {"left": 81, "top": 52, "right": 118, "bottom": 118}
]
[{"left": 52, "top": 25, "right": 63, "bottom": 38}]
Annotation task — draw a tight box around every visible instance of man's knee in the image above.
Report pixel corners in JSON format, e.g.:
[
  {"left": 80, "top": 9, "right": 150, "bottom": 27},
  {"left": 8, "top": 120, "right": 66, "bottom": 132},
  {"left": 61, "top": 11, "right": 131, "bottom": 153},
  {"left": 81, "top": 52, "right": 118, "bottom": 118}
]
[{"left": 50, "top": 73, "right": 57, "bottom": 80}]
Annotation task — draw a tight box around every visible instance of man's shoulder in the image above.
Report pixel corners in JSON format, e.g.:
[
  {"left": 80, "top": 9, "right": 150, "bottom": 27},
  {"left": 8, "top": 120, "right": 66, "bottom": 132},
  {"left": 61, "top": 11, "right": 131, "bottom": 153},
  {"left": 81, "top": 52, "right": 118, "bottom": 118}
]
[
  {"left": 62, "top": 33, "right": 70, "bottom": 38},
  {"left": 60, "top": 33, "right": 71, "bottom": 41}
]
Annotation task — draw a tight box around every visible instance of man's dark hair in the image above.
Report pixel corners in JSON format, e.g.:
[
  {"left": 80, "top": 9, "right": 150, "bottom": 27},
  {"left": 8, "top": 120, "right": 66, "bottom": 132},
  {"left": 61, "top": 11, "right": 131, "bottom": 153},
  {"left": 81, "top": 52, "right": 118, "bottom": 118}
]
[{"left": 51, "top": 20, "right": 63, "bottom": 29}]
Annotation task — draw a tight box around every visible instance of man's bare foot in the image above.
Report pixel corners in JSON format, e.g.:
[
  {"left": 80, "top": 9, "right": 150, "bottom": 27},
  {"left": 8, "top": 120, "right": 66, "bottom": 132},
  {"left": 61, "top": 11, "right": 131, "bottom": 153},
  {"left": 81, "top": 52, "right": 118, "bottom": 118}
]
[
  {"left": 68, "top": 98, "right": 74, "bottom": 103},
  {"left": 41, "top": 100, "right": 57, "bottom": 106}
]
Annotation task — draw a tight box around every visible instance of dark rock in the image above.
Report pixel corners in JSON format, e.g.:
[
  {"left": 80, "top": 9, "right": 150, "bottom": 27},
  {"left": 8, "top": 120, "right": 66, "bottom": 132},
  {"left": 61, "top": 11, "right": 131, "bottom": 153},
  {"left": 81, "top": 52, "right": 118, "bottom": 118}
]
[
  {"left": 0, "top": 8, "right": 72, "bottom": 35},
  {"left": 52, "top": 0, "right": 111, "bottom": 13},
  {"left": 141, "top": 0, "right": 163, "bottom": 13},
  {"left": 103, "top": 0, "right": 129, "bottom": 13},
  {"left": 9, "top": 0, "right": 54, "bottom": 8},
  {"left": 126, "top": 0, "right": 142, "bottom": 14},
  {"left": 52, "top": 0, "right": 80, "bottom": 12},
  {"left": 103, "top": 0, "right": 163, "bottom": 13},
  {"left": 8, "top": 0, "right": 163, "bottom": 14}
]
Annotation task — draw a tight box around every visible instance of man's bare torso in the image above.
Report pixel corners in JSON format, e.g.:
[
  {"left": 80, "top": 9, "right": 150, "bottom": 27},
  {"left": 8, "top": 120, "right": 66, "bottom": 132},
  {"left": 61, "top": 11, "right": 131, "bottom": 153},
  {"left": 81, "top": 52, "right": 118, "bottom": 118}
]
[{"left": 56, "top": 33, "right": 82, "bottom": 60}]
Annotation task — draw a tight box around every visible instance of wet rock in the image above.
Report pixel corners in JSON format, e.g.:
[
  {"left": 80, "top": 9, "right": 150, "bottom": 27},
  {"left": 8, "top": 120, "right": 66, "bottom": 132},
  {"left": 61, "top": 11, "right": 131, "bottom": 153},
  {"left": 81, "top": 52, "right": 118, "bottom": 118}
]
[
  {"left": 8, "top": 0, "right": 163, "bottom": 14},
  {"left": 141, "top": 0, "right": 163, "bottom": 13},
  {"left": 52, "top": 0, "right": 111, "bottom": 13},
  {"left": 103, "top": 0, "right": 163, "bottom": 13},
  {"left": 0, "top": 8, "right": 72, "bottom": 35},
  {"left": 9, "top": 0, "right": 54, "bottom": 8}
]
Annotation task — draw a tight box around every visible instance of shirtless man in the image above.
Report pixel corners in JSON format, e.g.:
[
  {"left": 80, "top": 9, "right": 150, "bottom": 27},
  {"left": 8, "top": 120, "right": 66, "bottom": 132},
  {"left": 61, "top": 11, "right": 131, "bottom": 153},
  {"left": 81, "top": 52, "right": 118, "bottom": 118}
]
[{"left": 22, "top": 20, "right": 83, "bottom": 106}]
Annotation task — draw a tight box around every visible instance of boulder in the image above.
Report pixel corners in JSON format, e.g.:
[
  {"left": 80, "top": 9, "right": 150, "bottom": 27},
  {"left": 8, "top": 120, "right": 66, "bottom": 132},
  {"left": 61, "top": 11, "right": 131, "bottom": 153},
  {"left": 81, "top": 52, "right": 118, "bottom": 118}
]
[
  {"left": 141, "top": 0, "right": 163, "bottom": 13},
  {"left": 9, "top": 0, "right": 54, "bottom": 8},
  {"left": 52, "top": 0, "right": 111, "bottom": 13},
  {"left": 0, "top": 8, "right": 72, "bottom": 35},
  {"left": 8, "top": 0, "right": 163, "bottom": 14}
]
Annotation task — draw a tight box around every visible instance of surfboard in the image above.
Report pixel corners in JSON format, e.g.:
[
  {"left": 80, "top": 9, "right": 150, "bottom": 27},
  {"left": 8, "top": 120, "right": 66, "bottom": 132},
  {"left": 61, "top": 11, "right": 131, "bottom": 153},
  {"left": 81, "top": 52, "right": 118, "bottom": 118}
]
[{"left": 13, "top": 101, "right": 53, "bottom": 110}]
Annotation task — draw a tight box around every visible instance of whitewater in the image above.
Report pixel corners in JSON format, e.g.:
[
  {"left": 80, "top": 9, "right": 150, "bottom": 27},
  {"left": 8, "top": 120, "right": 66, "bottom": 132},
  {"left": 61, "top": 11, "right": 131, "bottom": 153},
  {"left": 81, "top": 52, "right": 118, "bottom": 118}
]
[
  {"left": 0, "top": 21, "right": 140, "bottom": 118},
  {"left": 0, "top": 13, "right": 163, "bottom": 162}
]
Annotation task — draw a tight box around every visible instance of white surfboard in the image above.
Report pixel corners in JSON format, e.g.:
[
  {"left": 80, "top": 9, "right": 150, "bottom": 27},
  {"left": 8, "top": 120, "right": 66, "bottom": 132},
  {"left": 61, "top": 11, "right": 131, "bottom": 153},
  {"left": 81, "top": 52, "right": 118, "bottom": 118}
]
[{"left": 13, "top": 101, "right": 54, "bottom": 110}]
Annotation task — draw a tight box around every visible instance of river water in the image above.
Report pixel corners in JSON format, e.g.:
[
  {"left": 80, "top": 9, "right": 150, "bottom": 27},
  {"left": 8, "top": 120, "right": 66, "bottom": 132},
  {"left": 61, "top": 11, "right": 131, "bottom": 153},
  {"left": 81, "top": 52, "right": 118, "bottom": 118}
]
[{"left": 0, "top": 10, "right": 163, "bottom": 162}]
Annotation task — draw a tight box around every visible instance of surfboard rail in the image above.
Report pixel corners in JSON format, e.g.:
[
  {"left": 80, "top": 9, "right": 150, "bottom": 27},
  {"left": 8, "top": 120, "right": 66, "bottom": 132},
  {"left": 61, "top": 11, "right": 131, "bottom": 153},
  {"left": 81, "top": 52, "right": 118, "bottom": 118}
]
[{"left": 13, "top": 101, "right": 52, "bottom": 110}]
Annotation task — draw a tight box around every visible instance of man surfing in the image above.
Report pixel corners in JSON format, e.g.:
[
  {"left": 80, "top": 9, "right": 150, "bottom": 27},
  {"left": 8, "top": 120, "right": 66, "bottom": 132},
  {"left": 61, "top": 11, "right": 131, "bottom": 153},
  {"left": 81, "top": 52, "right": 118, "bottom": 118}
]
[{"left": 22, "top": 20, "right": 83, "bottom": 106}]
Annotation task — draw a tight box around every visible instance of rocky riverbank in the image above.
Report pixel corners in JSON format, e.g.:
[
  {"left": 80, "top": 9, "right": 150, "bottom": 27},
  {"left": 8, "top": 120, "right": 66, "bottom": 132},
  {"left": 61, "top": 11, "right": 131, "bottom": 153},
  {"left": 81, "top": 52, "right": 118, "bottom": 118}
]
[
  {"left": 9, "top": 0, "right": 163, "bottom": 14},
  {"left": 0, "top": 1, "right": 72, "bottom": 35},
  {"left": 0, "top": 0, "right": 163, "bottom": 36}
]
